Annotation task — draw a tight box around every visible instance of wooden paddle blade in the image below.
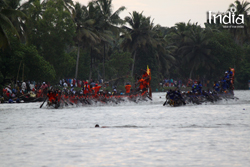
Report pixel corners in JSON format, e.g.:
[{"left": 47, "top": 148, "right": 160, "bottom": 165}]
[{"left": 40, "top": 98, "right": 47, "bottom": 108}]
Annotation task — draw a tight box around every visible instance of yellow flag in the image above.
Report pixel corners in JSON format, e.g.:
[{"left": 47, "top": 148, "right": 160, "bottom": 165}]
[{"left": 147, "top": 65, "right": 150, "bottom": 75}]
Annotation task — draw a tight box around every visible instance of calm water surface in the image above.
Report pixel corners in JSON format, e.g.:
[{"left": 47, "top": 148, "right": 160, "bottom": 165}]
[{"left": 0, "top": 91, "right": 250, "bottom": 167}]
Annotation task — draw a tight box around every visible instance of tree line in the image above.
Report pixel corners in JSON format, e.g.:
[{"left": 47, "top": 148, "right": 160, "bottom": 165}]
[{"left": 0, "top": 0, "right": 250, "bottom": 91}]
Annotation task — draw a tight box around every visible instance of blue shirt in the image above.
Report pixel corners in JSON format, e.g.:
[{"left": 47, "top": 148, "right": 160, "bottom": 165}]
[
  {"left": 228, "top": 71, "right": 233, "bottom": 76},
  {"left": 167, "top": 91, "right": 175, "bottom": 99},
  {"left": 214, "top": 83, "right": 220, "bottom": 92},
  {"left": 192, "top": 84, "right": 198, "bottom": 93},
  {"left": 197, "top": 84, "right": 202, "bottom": 93},
  {"left": 222, "top": 80, "right": 228, "bottom": 89}
]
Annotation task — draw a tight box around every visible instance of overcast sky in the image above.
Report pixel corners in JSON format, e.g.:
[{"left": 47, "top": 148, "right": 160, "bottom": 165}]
[{"left": 73, "top": 0, "right": 235, "bottom": 27}]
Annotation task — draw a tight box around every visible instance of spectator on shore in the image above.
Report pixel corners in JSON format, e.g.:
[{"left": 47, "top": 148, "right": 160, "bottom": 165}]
[
  {"left": 21, "top": 81, "right": 26, "bottom": 93},
  {"left": 60, "top": 80, "right": 62, "bottom": 86},
  {"left": 40, "top": 82, "right": 48, "bottom": 90},
  {"left": 90, "top": 80, "right": 96, "bottom": 87},
  {"left": 63, "top": 82, "right": 68, "bottom": 88},
  {"left": 27, "top": 81, "right": 31, "bottom": 92},
  {"left": 8, "top": 97, "right": 14, "bottom": 103}
]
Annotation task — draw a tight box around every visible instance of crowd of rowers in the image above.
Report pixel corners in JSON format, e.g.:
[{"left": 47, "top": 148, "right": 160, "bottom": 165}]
[
  {"left": 1, "top": 70, "right": 152, "bottom": 106},
  {"left": 45, "top": 71, "right": 151, "bottom": 108},
  {"left": 164, "top": 68, "right": 235, "bottom": 106}
]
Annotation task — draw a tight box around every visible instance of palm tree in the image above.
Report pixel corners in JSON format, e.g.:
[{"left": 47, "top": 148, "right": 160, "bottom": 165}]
[
  {"left": 22, "top": 0, "right": 44, "bottom": 21},
  {"left": 229, "top": 0, "right": 250, "bottom": 45},
  {"left": 20, "top": 0, "right": 45, "bottom": 46},
  {"left": 178, "top": 25, "right": 215, "bottom": 79},
  {"left": 94, "top": 0, "right": 125, "bottom": 81},
  {"left": 0, "top": 0, "right": 24, "bottom": 49},
  {"left": 4, "top": 0, "right": 28, "bottom": 43},
  {"left": 73, "top": 2, "right": 100, "bottom": 79},
  {"left": 121, "top": 11, "right": 158, "bottom": 77},
  {"left": 170, "top": 21, "right": 195, "bottom": 48},
  {"left": 154, "top": 28, "right": 176, "bottom": 76},
  {"left": 167, "top": 22, "right": 212, "bottom": 78},
  {"left": 41, "top": 0, "right": 74, "bottom": 14}
]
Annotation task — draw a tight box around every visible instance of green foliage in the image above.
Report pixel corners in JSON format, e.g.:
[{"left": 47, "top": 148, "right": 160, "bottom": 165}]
[
  {"left": 0, "top": 36, "right": 55, "bottom": 86},
  {"left": 28, "top": 0, "right": 75, "bottom": 79},
  {"left": 163, "top": 20, "right": 250, "bottom": 89},
  {"left": 106, "top": 51, "right": 133, "bottom": 78},
  {"left": 2, "top": 0, "right": 250, "bottom": 90},
  {"left": 207, "top": 30, "right": 242, "bottom": 80},
  {"left": 74, "top": 49, "right": 91, "bottom": 80},
  {"left": 0, "top": 0, "right": 25, "bottom": 49},
  {"left": 236, "top": 45, "right": 250, "bottom": 88},
  {"left": 134, "top": 46, "right": 160, "bottom": 89}
]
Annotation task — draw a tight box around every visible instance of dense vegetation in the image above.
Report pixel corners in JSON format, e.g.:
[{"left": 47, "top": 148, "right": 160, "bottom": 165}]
[{"left": 1, "top": 0, "right": 250, "bottom": 91}]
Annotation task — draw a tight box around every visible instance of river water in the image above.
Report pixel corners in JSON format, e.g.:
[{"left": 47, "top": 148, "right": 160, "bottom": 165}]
[{"left": 0, "top": 91, "right": 250, "bottom": 167}]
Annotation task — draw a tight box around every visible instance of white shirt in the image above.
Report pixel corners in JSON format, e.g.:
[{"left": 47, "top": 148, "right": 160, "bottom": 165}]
[
  {"left": 21, "top": 82, "right": 26, "bottom": 90},
  {"left": 6, "top": 87, "right": 12, "bottom": 94}
]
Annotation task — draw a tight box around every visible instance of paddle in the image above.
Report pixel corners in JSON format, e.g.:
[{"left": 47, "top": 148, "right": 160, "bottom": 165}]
[
  {"left": 68, "top": 101, "right": 74, "bottom": 105},
  {"left": 64, "top": 97, "right": 74, "bottom": 105},
  {"left": 85, "top": 99, "right": 91, "bottom": 105},
  {"left": 147, "top": 95, "right": 152, "bottom": 101},
  {"left": 77, "top": 97, "right": 89, "bottom": 105},
  {"left": 62, "top": 99, "right": 68, "bottom": 106},
  {"left": 14, "top": 93, "right": 29, "bottom": 101},
  {"left": 233, "top": 96, "right": 239, "bottom": 100},
  {"left": 40, "top": 97, "right": 47, "bottom": 108}
]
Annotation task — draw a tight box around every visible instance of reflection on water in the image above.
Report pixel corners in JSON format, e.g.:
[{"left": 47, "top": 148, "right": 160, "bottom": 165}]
[{"left": 0, "top": 90, "right": 250, "bottom": 167}]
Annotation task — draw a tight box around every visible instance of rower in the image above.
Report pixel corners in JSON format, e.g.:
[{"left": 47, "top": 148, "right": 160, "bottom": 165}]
[
  {"left": 227, "top": 68, "right": 233, "bottom": 79},
  {"left": 47, "top": 90, "right": 54, "bottom": 105},
  {"left": 166, "top": 89, "right": 175, "bottom": 100},
  {"left": 174, "top": 89, "right": 186, "bottom": 105},
  {"left": 125, "top": 83, "right": 131, "bottom": 94},
  {"left": 221, "top": 77, "right": 228, "bottom": 91},
  {"left": 113, "top": 86, "right": 117, "bottom": 95},
  {"left": 139, "top": 77, "right": 145, "bottom": 91},
  {"left": 84, "top": 82, "right": 90, "bottom": 95},
  {"left": 93, "top": 84, "right": 101, "bottom": 96},
  {"left": 213, "top": 81, "right": 220, "bottom": 92},
  {"left": 197, "top": 81, "right": 202, "bottom": 94},
  {"left": 192, "top": 82, "right": 198, "bottom": 93}
]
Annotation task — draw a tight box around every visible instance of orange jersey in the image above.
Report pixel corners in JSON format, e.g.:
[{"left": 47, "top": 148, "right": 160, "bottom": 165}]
[
  {"left": 139, "top": 79, "right": 145, "bottom": 90},
  {"left": 143, "top": 79, "right": 148, "bottom": 88},
  {"left": 47, "top": 92, "right": 55, "bottom": 102},
  {"left": 36, "top": 89, "right": 42, "bottom": 97},
  {"left": 92, "top": 86, "right": 101, "bottom": 95},
  {"left": 125, "top": 85, "right": 131, "bottom": 93}
]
